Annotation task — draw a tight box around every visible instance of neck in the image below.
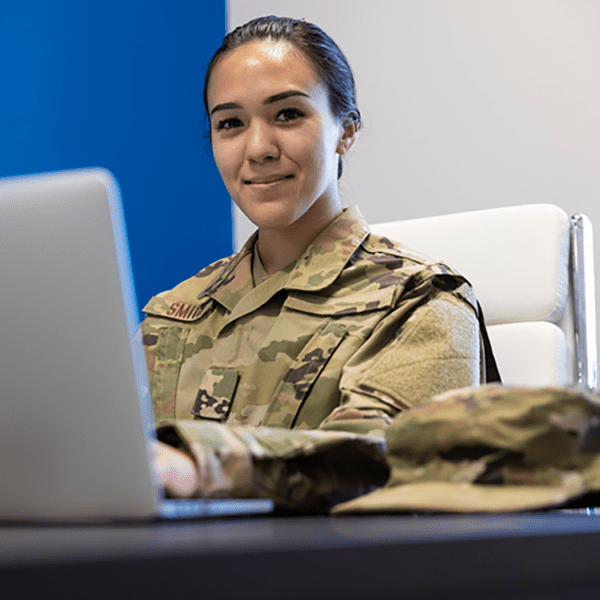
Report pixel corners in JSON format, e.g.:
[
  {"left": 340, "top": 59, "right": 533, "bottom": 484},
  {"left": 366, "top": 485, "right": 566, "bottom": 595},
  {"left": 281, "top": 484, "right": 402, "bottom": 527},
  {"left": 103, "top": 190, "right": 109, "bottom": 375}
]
[{"left": 257, "top": 202, "right": 343, "bottom": 275}]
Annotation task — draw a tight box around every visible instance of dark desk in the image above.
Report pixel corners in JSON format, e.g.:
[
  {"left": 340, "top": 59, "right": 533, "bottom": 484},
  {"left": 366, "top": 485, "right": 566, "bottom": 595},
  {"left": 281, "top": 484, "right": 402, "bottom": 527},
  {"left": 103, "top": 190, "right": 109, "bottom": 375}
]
[{"left": 2, "top": 513, "right": 600, "bottom": 599}]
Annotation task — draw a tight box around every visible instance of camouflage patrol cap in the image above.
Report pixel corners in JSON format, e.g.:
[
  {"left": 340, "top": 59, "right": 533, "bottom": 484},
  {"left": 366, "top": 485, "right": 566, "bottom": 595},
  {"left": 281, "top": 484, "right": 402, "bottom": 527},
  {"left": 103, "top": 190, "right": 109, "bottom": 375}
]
[{"left": 332, "top": 385, "right": 600, "bottom": 514}]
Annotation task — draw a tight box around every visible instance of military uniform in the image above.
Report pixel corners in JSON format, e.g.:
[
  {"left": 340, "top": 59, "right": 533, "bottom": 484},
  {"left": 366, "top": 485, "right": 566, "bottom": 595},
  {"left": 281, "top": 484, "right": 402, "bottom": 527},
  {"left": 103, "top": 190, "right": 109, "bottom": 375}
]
[
  {"left": 142, "top": 206, "right": 487, "bottom": 507},
  {"left": 142, "top": 206, "right": 484, "bottom": 434}
]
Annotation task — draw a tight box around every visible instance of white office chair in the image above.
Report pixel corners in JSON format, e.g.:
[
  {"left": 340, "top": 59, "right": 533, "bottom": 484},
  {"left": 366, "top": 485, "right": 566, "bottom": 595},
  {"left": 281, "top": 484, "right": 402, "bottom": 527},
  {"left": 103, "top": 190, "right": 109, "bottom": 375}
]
[{"left": 371, "top": 204, "right": 598, "bottom": 389}]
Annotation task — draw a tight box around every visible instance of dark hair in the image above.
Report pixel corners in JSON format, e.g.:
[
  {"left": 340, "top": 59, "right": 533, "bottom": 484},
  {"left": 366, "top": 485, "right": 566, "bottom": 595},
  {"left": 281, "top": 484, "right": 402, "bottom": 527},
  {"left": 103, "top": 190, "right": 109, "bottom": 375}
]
[{"left": 203, "top": 16, "right": 361, "bottom": 178}]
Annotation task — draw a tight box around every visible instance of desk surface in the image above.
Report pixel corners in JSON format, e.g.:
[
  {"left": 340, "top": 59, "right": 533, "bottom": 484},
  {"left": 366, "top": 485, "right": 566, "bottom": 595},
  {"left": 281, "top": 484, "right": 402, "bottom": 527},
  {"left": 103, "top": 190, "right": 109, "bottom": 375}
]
[{"left": 3, "top": 512, "right": 600, "bottom": 599}]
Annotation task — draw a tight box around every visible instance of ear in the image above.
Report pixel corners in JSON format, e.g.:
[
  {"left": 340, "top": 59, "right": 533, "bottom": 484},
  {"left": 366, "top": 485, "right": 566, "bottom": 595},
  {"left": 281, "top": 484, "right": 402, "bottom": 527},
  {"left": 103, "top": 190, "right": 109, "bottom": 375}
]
[{"left": 336, "top": 117, "right": 358, "bottom": 156}]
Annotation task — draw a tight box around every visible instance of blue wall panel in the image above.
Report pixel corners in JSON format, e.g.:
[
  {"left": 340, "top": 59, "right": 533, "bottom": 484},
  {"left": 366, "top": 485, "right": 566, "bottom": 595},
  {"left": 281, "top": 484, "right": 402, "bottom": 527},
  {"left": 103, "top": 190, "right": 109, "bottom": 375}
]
[{"left": 0, "top": 0, "right": 230, "bottom": 313}]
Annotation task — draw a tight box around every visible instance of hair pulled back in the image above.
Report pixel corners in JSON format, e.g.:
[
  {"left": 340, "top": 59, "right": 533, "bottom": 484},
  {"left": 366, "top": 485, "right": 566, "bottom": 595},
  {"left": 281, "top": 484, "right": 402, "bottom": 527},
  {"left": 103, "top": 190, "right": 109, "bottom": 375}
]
[{"left": 203, "top": 16, "right": 361, "bottom": 178}]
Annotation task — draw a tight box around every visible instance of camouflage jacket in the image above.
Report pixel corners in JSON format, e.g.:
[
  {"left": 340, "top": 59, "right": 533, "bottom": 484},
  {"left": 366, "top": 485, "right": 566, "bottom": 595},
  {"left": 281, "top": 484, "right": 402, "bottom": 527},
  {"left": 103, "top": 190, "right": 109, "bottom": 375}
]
[{"left": 142, "top": 206, "right": 484, "bottom": 440}]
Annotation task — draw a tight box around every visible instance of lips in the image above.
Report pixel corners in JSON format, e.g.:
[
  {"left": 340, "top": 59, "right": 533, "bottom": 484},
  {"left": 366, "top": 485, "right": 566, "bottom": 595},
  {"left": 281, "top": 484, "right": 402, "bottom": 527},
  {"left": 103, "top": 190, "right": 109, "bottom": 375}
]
[{"left": 244, "top": 174, "right": 294, "bottom": 185}]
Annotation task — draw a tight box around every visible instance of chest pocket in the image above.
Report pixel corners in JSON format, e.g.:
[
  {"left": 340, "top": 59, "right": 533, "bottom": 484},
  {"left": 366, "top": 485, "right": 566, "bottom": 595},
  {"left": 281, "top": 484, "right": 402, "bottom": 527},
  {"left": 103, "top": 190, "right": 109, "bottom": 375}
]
[
  {"left": 261, "top": 320, "right": 348, "bottom": 428},
  {"left": 260, "top": 287, "right": 398, "bottom": 428}
]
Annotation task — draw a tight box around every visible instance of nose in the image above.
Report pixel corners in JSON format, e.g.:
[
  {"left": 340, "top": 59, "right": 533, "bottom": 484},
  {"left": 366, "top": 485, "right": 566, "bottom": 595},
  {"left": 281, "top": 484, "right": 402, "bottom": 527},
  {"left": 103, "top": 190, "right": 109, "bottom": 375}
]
[{"left": 245, "top": 120, "right": 279, "bottom": 163}]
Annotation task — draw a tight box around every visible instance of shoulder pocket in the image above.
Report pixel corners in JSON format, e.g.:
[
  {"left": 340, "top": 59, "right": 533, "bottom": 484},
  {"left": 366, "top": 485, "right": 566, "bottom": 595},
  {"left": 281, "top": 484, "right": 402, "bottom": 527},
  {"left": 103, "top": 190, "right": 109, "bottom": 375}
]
[
  {"left": 283, "top": 287, "right": 396, "bottom": 316},
  {"left": 145, "top": 325, "right": 191, "bottom": 422}
]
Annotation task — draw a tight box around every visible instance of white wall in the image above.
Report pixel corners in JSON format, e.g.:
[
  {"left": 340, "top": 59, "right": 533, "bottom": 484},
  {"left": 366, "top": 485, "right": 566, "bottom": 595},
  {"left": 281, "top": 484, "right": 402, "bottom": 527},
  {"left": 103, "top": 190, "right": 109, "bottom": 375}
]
[{"left": 228, "top": 0, "right": 600, "bottom": 363}]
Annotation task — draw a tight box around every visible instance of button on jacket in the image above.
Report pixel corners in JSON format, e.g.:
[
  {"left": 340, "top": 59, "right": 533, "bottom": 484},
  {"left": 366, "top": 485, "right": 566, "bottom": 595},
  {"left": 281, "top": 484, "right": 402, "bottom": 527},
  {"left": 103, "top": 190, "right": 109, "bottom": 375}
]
[{"left": 141, "top": 206, "right": 484, "bottom": 438}]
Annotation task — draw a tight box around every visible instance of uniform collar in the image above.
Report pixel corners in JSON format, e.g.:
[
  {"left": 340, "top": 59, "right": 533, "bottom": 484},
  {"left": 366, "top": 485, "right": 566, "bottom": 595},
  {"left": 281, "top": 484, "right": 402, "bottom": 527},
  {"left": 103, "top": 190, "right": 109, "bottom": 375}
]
[
  {"left": 205, "top": 206, "right": 370, "bottom": 312},
  {"left": 286, "top": 205, "right": 370, "bottom": 291},
  {"left": 200, "top": 232, "right": 257, "bottom": 311}
]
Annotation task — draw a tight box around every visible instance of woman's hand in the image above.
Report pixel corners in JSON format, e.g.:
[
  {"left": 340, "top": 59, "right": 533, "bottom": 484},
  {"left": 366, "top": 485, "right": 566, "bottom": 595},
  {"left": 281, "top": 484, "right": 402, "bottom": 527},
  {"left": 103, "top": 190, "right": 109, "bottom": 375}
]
[{"left": 149, "top": 439, "right": 198, "bottom": 498}]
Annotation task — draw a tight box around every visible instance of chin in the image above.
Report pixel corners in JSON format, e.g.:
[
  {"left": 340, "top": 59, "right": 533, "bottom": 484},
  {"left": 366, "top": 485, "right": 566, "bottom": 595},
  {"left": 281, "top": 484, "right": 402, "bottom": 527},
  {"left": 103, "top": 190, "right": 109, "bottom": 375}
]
[{"left": 239, "top": 200, "right": 308, "bottom": 231}]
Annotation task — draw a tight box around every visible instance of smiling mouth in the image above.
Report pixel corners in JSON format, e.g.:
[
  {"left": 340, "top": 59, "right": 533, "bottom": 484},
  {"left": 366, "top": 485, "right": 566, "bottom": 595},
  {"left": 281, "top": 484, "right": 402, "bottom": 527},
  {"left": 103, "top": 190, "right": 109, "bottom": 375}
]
[{"left": 245, "top": 175, "right": 294, "bottom": 185}]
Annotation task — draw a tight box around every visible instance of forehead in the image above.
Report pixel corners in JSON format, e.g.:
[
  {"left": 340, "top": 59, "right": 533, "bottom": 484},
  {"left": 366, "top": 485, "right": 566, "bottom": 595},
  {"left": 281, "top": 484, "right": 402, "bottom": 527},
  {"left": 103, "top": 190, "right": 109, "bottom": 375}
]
[{"left": 207, "top": 40, "right": 322, "bottom": 106}]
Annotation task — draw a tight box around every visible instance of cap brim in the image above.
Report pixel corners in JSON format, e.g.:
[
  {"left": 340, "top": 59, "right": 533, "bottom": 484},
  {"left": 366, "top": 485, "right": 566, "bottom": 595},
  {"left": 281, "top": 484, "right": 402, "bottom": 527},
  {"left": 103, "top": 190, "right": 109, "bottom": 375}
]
[{"left": 331, "top": 481, "right": 586, "bottom": 514}]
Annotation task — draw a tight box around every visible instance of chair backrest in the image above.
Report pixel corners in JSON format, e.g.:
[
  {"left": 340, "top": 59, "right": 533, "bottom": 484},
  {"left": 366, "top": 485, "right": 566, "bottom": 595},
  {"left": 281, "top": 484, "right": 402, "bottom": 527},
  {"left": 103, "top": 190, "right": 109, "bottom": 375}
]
[{"left": 370, "top": 204, "right": 598, "bottom": 389}]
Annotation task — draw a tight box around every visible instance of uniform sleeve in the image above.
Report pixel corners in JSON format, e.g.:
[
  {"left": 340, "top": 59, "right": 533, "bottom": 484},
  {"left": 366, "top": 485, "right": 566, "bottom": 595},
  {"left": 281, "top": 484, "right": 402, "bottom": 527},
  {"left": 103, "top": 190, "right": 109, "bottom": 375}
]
[
  {"left": 139, "top": 320, "right": 158, "bottom": 381},
  {"left": 319, "top": 289, "right": 482, "bottom": 436},
  {"left": 139, "top": 317, "right": 189, "bottom": 423},
  {"left": 156, "top": 420, "right": 388, "bottom": 512}
]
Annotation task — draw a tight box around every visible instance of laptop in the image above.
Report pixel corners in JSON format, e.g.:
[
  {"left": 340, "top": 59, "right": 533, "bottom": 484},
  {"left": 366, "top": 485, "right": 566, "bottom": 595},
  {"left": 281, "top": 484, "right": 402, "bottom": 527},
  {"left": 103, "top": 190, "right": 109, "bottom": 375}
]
[{"left": 0, "top": 168, "right": 273, "bottom": 521}]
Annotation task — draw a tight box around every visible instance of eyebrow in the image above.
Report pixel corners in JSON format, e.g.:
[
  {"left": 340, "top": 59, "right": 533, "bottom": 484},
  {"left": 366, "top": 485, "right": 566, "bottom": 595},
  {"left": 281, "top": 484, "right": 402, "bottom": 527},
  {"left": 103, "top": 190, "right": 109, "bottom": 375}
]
[{"left": 210, "top": 90, "right": 310, "bottom": 116}]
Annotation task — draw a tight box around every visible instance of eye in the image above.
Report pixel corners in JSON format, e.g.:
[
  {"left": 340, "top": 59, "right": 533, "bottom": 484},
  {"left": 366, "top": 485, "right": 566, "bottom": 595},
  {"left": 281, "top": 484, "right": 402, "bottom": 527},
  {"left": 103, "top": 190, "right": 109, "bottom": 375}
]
[
  {"left": 276, "top": 108, "right": 304, "bottom": 122},
  {"left": 215, "top": 117, "right": 243, "bottom": 131}
]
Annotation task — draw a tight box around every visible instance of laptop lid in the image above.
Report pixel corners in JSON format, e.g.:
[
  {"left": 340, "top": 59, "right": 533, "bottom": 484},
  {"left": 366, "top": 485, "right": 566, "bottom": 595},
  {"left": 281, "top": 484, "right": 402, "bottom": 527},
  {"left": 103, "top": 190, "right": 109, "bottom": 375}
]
[{"left": 0, "top": 168, "right": 165, "bottom": 520}]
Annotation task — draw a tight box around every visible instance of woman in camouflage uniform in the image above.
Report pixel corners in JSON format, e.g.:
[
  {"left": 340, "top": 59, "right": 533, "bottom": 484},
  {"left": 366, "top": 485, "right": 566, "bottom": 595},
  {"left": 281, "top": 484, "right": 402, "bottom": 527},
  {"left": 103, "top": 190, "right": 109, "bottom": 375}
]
[{"left": 148, "top": 17, "right": 488, "bottom": 503}]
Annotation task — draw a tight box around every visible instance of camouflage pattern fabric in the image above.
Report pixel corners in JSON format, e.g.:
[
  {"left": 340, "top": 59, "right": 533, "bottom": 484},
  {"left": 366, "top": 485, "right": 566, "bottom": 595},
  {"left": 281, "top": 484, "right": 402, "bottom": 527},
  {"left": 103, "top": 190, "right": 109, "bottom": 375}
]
[
  {"left": 157, "top": 420, "right": 388, "bottom": 512},
  {"left": 142, "top": 206, "right": 485, "bottom": 438},
  {"left": 333, "top": 385, "right": 600, "bottom": 514},
  {"left": 142, "top": 206, "right": 489, "bottom": 504}
]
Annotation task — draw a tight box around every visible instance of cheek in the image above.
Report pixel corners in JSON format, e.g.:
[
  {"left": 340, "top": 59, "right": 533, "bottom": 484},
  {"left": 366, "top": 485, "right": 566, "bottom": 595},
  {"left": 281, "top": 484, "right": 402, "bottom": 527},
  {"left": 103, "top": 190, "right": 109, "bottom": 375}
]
[
  {"left": 303, "top": 136, "right": 338, "bottom": 184},
  {"left": 212, "top": 142, "right": 227, "bottom": 177},
  {"left": 212, "top": 142, "right": 237, "bottom": 182},
  {"left": 211, "top": 146, "right": 241, "bottom": 202},
  {"left": 293, "top": 130, "right": 330, "bottom": 172}
]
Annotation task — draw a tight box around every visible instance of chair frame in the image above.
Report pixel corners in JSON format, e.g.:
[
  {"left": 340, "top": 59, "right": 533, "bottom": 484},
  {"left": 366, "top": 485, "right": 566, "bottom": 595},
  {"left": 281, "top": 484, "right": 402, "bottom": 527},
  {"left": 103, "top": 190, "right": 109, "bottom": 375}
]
[{"left": 570, "top": 214, "right": 598, "bottom": 390}]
